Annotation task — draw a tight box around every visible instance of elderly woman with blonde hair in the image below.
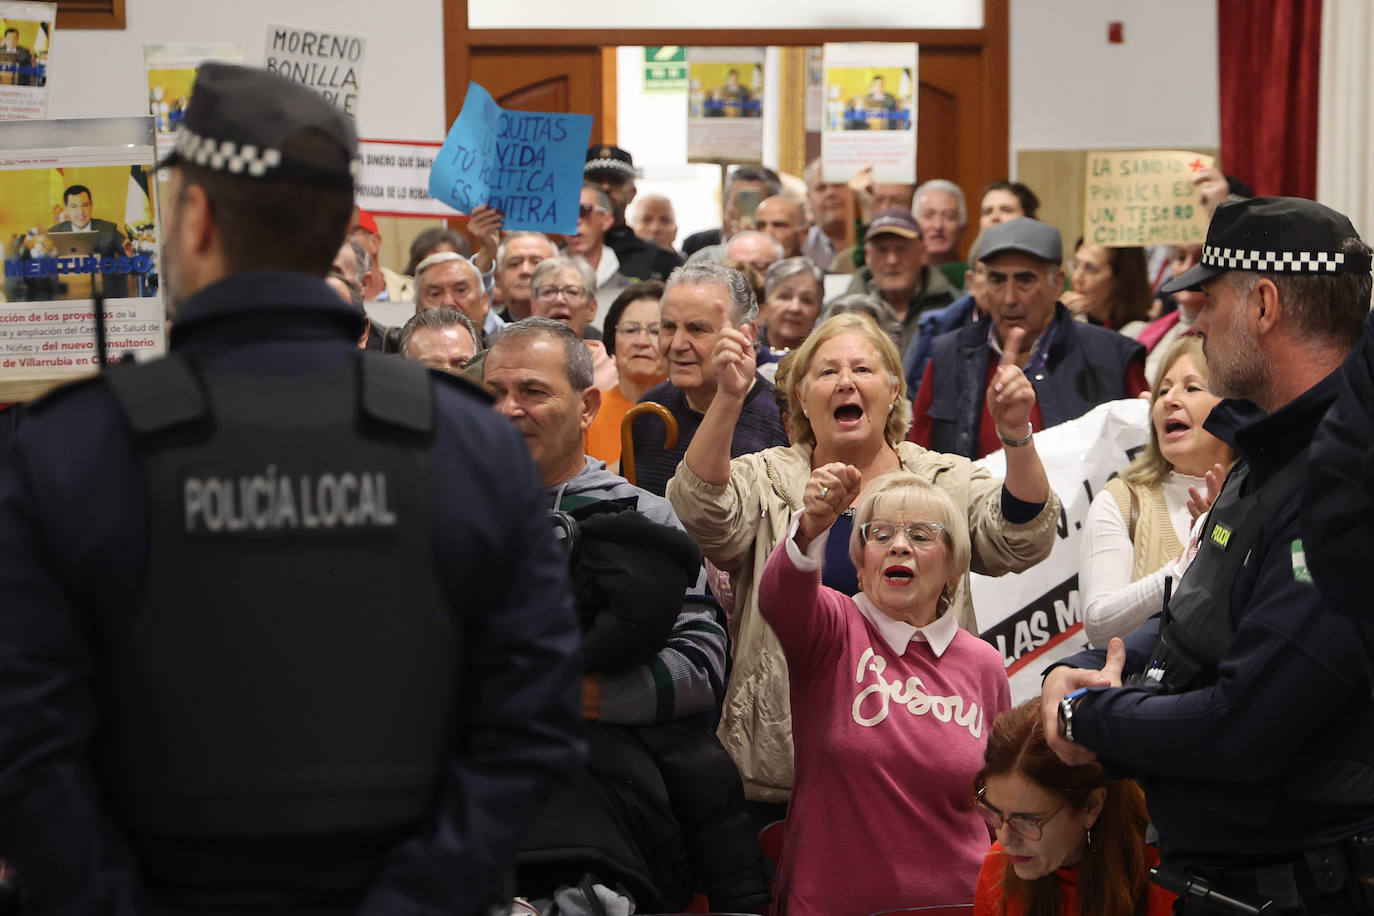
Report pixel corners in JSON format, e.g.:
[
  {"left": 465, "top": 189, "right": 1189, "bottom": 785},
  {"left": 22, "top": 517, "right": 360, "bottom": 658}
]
[
  {"left": 760, "top": 470, "right": 1011, "bottom": 913},
  {"left": 1080, "top": 336, "right": 1235, "bottom": 645},
  {"left": 667, "top": 311, "right": 1061, "bottom": 812}
]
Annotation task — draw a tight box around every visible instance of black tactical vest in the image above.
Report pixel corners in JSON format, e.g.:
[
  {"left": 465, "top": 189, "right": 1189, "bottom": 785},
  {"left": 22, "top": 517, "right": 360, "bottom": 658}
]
[
  {"left": 1144, "top": 456, "right": 1303, "bottom": 693},
  {"left": 1141, "top": 446, "right": 1374, "bottom": 821},
  {"left": 99, "top": 351, "right": 458, "bottom": 838}
]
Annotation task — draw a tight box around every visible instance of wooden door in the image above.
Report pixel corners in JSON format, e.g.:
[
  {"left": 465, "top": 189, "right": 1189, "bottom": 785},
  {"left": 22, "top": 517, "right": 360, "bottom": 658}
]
[
  {"left": 468, "top": 47, "right": 610, "bottom": 144},
  {"left": 918, "top": 48, "right": 995, "bottom": 259}
]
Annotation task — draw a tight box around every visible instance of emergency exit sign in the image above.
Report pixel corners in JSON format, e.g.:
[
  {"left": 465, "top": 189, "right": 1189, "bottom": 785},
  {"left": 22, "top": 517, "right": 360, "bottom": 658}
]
[{"left": 643, "top": 46, "right": 687, "bottom": 92}]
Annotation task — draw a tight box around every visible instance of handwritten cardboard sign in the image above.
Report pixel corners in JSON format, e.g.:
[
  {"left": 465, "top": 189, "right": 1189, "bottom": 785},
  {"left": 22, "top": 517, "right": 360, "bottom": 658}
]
[
  {"left": 264, "top": 23, "right": 365, "bottom": 118},
  {"left": 1083, "top": 150, "right": 1215, "bottom": 247},
  {"left": 428, "top": 82, "right": 593, "bottom": 235}
]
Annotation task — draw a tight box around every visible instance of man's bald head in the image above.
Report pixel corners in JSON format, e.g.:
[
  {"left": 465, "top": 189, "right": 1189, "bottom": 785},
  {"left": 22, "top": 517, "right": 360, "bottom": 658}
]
[{"left": 753, "top": 195, "right": 805, "bottom": 258}]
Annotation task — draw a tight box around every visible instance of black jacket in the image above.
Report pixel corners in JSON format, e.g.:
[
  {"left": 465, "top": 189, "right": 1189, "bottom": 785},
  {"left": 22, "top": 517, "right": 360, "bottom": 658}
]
[
  {"left": 605, "top": 225, "right": 683, "bottom": 281},
  {"left": 1305, "top": 308, "right": 1374, "bottom": 622},
  {"left": 1053, "top": 374, "right": 1374, "bottom": 865}
]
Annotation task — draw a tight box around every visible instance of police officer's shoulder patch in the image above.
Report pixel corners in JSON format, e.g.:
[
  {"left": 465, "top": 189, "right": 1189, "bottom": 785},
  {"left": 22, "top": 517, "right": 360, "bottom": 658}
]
[{"left": 1292, "top": 539, "right": 1313, "bottom": 583}]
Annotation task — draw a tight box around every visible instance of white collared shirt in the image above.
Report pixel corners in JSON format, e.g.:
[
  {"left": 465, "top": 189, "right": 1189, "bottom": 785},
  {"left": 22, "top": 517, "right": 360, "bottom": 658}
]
[
  {"left": 783, "top": 513, "right": 958, "bottom": 658},
  {"left": 595, "top": 245, "right": 621, "bottom": 289}
]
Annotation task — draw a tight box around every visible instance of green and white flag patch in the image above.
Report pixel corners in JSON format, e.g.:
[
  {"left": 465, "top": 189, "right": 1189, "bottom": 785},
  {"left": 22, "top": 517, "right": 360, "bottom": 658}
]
[{"left": 1292, "top": 539, "right": 1312, "bottom": 583}]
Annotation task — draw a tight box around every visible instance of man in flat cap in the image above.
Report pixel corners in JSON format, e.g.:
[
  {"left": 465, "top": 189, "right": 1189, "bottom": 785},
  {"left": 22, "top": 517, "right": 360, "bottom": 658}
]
[
  {"left": 585, "top": 144, "right": 683, "bottom": 282},
  {"left": 1041, "top": 198, "right": 1374, "bottom": 914},
  {"left": 910, "top": 216, "right": 1147, "bottom": 459},
  {"left": 0, "top": 63, "right": 584, "bottom": 913}
]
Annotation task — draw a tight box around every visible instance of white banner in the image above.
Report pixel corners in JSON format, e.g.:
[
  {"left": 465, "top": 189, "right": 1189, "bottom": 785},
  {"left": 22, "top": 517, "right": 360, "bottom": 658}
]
[
  {"left": 356, "top": 139, "right": 460, "bottom": 218},
  {"left": 971, "top": 399, "right": 1152, "bottom": 704}
]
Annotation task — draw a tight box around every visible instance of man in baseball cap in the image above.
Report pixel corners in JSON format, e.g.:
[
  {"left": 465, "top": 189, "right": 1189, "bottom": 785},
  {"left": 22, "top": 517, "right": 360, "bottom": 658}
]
[
  {"left": 909, "top": 216, "right": 1146, "bottom": 458},
  {"left": 1043, "top": 198, "right": 1374, "bottom": 909},
  {"left": 0, "top": 62, "right": 584, "bottom": 912},
  {"left": 845, "top": 206, "right": 957, "bottom": 355}
]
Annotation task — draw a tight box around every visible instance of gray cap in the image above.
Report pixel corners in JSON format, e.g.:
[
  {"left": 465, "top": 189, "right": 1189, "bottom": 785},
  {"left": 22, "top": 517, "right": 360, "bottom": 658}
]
[{"left": 978, "top": 217, "right": 1062, "bottom": 265}]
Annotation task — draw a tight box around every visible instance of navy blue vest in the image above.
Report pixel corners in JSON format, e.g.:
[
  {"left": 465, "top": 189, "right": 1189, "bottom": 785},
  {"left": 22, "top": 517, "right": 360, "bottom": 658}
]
[{"left": 924, "top": 306, "right": 1144, "bottom": 458}]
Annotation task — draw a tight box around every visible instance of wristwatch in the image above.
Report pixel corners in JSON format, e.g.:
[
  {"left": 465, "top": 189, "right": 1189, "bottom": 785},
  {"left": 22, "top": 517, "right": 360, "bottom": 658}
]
[{"left": 1057, "top": 687, "right": 1090, "bottom": 743}]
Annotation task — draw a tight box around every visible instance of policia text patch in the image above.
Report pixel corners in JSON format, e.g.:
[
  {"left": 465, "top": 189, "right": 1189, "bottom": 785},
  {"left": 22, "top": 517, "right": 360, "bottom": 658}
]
[{"left": 184, "top": 466, "right": 397, "bottom": 535}]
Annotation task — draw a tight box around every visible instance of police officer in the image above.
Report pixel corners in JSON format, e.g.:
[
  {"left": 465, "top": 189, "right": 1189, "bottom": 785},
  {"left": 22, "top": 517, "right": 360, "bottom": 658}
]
[
  {"left": 0, "top": 63, "right": 584, "bottom": 913},
  {"left": 1041, "top": 198, "right": 1374, "bottom": 915}
]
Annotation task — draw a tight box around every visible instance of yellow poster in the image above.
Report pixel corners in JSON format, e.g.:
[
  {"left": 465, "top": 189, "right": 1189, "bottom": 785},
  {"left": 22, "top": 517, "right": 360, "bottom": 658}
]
[
  {"left": 0, "top": 117, "right": 165, "bottom": 395},
  {"left": 687, "top": 47, "right": 765, "bottom": 164}
]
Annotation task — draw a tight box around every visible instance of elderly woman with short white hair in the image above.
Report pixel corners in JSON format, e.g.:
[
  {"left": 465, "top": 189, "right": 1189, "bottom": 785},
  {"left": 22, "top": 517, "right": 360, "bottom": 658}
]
[
  {"left": 760, "top": 470, "right": 1011, "bottom": 914},
  {"left": 756, "top": 257, "right": 824, "bottom": 381}
]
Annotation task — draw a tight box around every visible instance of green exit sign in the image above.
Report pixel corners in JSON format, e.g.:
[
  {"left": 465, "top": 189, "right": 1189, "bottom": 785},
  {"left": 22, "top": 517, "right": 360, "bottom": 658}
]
[{"left": 644, "top": 46, "right": 687, "bottom": 92}]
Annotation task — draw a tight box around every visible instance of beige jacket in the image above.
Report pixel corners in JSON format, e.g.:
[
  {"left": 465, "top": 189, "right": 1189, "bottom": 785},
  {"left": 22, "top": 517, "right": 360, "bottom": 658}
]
[{"left": 667, "top": 441, "right": 1060, "bottom": 802}]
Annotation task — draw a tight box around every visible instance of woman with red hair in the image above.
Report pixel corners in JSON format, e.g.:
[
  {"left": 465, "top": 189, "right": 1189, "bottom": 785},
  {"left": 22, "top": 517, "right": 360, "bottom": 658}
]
[{"left": 972, "top": 701, "right": 1175, "bottom": 916}]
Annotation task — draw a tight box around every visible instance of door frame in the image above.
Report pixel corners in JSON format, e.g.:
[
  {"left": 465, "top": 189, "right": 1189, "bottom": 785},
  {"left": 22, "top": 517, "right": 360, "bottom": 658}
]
[{"left": 441, "top": 0, "right": 1010, "bottom": 181}]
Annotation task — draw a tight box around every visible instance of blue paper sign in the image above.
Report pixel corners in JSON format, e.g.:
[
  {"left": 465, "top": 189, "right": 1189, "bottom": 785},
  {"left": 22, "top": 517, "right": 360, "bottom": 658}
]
[{"left": 428, "top": 82, "right": 594, "bottom": 235}]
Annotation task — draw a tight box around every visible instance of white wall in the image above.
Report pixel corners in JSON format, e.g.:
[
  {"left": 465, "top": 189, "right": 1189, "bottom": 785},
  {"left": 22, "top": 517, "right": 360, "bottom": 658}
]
[
  {"left": 471, "top": 0, "right": 981, "bottom": 30},
  {"left": 1009, "top": 0, "right": 1220, "bottom": 156},
  {"left": 48, "top": 0, "right": 1220, "bottom": 191},
  {"left": 46, "top": 0, "right": 447, "bottom": 142}
]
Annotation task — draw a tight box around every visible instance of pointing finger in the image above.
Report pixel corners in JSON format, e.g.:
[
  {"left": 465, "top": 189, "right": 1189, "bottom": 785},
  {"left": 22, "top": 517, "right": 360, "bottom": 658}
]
[{"left": 1000, "top": 327, "right": 1027, "bottom": 369}]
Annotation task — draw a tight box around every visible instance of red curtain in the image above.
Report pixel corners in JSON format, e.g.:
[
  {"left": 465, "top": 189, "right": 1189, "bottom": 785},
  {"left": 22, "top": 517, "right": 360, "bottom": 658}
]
[{"left": 1218, "top": 0, "right": 1323, "bottom": 199}]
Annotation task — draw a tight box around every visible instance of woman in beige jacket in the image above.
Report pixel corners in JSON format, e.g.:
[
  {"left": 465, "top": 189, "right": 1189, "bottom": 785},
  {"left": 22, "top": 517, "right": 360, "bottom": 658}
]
[{"left": 668, "top": 312, "right": 1061, "bottom": 805}]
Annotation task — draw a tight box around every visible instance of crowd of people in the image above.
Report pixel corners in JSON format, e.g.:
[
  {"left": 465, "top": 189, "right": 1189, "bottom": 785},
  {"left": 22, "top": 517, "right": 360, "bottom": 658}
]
[{"left": 3, "top": 61, "right": 1374, "bottom": 916}]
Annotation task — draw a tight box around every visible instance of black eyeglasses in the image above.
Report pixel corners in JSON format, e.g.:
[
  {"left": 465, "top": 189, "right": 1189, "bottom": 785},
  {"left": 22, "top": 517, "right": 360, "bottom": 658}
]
[{"left": 974, "top": 785, "right": 1068, "bottom": 840}]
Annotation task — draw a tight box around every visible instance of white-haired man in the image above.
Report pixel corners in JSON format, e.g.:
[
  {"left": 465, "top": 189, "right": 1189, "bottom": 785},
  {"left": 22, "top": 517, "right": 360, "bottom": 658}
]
[
  {"left": 413, "top": 250, "right": 504, "bottom": 346},
  {"left": 914, "top": 179, "right": 969, "bottom": 289}
]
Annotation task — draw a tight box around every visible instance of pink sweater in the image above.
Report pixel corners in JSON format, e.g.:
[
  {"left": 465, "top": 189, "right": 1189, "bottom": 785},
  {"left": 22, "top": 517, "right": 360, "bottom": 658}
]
[{"left": 759, "top": 537, "right": 1011, "bottom": 916}]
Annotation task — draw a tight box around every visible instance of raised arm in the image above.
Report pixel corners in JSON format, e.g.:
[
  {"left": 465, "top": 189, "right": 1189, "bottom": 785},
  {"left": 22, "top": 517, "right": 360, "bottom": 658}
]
[
  {"left": 986, "top": 326, "right": 1050, "bottom": 505},
  {"left": 682, "top": 326, "right": 756, "bottom": 486}
]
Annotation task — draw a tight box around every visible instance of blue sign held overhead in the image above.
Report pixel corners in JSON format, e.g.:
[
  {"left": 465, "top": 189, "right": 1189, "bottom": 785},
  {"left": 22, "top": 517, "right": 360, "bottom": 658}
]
[{"left": 428, "top": 82, "right": 594, "bottom": 235}]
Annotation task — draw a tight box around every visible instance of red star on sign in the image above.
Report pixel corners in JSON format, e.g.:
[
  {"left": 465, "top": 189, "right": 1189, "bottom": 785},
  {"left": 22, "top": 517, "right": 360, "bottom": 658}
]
[{"left": 1188, "top": 158, "right": 1205, "bottom": 172}]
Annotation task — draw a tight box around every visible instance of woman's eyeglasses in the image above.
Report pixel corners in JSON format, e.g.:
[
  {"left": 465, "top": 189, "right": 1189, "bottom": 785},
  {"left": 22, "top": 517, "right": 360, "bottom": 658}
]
[
  {"left": 859, "top": 520, "right": 946, "bottom": 546},
  {"left": 973, "top": 785, "right": 1068, "bottom": 841}
]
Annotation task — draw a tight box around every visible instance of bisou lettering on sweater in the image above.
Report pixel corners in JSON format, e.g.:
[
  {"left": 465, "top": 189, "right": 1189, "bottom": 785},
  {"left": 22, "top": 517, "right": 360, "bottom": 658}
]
[{"left": 852, "top": 646, "right": 986, "bottom": 736}]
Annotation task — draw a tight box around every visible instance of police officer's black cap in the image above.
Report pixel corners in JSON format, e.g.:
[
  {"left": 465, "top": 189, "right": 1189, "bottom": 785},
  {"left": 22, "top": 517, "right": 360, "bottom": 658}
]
[
  {"left": 158, "top": 62, "right": 358, "bottom": 189},
  {"left": 1161, "top": 196, "right": 1371, "bottom": 293},
  {"left": 584, "top": 144, "right": 636, "bottom": 179}
]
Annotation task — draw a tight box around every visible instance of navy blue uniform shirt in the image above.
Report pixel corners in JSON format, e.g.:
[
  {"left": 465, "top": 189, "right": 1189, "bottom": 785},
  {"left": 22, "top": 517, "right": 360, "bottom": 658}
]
[
  {"left": 0, "top": 272, "right": 585, "bottom": 913},
  {"left": 1051, "top": 372, "right": 1374, "bottom": 865}
]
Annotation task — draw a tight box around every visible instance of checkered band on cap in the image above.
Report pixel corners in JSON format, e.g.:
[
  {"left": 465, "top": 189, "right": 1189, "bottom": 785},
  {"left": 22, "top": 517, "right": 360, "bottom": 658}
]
[
  {"left": 1202, "top": 245, "right": 1348, "bottom": 274},
  {"left": 585, "top": 157, "right": 635, "bottom": 177},
  {"left": 174, "top": 126, "right": 282, "bottom": 178}
]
